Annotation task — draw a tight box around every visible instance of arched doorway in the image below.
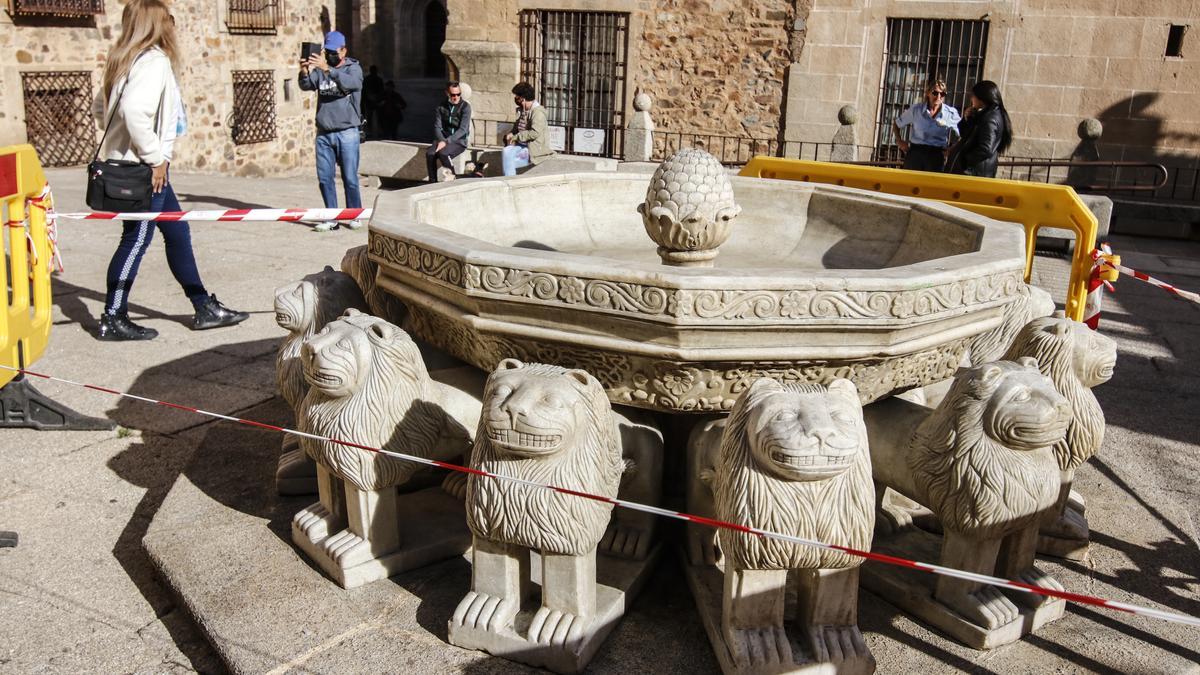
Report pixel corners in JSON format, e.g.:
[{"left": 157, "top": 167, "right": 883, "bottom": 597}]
[
  {"left": 389, "top": 0, "right": 447, "bottom": 79},
  {"left": 423, "top": 0, "right": 447, "bottom": 78}
]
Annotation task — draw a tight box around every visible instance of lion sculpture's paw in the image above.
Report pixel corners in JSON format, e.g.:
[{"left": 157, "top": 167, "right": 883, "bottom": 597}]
[
  {"left": 947, "top": 585, "right": 1020, "bottom": 630},
  {"left": 808, "top": 625, "right": 873, "bottom": 671},
  {"left": 529, "top": 607, "right": 588, "bottom": 648},
  {"left": 451, "top": 591, "right": 520, "bottom": 633},
  {"left": 725, "top": 626, "right": 793, "bottom": 669},
  {"left": 1014, "top": 566, "right": 1065, "bottom": 608},
  {"left": 321, "top": 530, "right": 373, "bottom": 568},
  {"left": 293, "top": 503, "right": 340, "bottom": 541},
  {"left": 599, "top": 523, "right": 650, "bottom": 560}
]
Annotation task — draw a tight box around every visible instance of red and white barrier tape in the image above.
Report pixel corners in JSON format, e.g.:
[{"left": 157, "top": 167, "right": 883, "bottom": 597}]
[
  {"left": 29, "top": 183, "right": 66, "bottom": 273},
  {"left": 1083, "top": 243, "right": 1115, "bottom": 330},
  {"left": 56, "top": 207, "right": 372, "bottom": 222},
  {"left": 1093, "top": 247, "right": 1200, "bottom": 305},
  {"left": 2, "top": 362, "right": 1197, "bottom": 630}
]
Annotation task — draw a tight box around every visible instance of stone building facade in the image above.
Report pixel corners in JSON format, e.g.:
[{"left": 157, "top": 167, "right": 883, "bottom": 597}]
[
  {"left": 1, "top": 0, "right": 329, "bottom": 175},
  {"left": 429, "top": 0, "right": 1195, "bottom": 165},
  {"left": 791, "top": 0, "right": 1200, "bottom": 164}
]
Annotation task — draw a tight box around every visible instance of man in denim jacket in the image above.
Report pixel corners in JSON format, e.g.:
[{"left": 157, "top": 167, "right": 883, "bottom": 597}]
[{"left": 299, "top": 30, "right": 364, "bottom": 231}]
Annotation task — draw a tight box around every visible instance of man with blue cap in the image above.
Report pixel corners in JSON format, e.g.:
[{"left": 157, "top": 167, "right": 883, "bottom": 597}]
[{"left": 299, "top": 30, "right": 364, "bottom": 231}]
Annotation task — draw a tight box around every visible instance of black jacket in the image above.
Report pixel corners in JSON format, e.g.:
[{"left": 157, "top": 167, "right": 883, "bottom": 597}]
[
  {"left": 434, "top": 100, "right": 471, "bottom": 145},
  {"left": 949, "top": 105, "right": 1006, "bottom": 178}
]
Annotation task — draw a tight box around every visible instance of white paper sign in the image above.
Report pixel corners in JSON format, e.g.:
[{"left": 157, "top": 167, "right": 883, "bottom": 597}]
[
  {"left": 548, "top": 125, "right": 567, "bottom": 152},
  {"left": 572, "top": 127, "right": 605, "bottom": 154}
]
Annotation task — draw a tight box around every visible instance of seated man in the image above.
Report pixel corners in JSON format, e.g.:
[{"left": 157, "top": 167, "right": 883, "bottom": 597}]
[
  {"left": 501, "top": 81, "right": 554, "bottom": 176},
  {"left": 426, "top": 81, "right": 471, "bottom": 182}
]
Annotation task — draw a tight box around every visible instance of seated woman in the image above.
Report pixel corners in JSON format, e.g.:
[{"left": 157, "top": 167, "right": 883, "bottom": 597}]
[{"left": 501, "top": 82, "right": 555, "bottom": 176}]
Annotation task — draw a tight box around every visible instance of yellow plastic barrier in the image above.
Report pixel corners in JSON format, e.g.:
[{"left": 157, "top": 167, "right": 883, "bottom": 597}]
[
  {"left": 0, "top": 144, "right": 53, "bottom": 388},
  {"left": 738, "top": 158, "right": 1097, "bottom": 322}
]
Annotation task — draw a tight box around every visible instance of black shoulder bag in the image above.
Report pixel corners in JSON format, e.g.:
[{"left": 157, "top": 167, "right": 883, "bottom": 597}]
[{"left": 86, "top": 67, "right": 155, "bottom": 212}]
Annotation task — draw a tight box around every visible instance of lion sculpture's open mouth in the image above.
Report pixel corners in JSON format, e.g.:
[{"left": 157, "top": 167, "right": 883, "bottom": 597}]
[
  {"left": 486, "top": 426, "right": 565, "bottom": 457},
  {"left": 764, "top": 437, "right": 858, "bottom": 480}
]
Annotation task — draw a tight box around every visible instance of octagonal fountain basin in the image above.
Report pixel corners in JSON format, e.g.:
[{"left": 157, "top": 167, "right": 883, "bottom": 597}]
[{"left": 367, "top": 170, "right": 1028, "bottom": 413}]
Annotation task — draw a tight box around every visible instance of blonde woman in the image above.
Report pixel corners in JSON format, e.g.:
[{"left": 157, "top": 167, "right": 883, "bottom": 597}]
[{"left": 93, "top": 0, "right": 246, "bottom": 341}]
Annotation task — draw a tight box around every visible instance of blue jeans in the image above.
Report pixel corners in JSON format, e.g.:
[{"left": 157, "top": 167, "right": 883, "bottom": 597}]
[
  {"left": 315, "top": 128, "right": 362, "bottom": 209},
  {"left": 501, "top": 144, "right": 531, "bottom": 176},
  {"left": 104, "top": 182, "right": 207, "bottom": 315}
]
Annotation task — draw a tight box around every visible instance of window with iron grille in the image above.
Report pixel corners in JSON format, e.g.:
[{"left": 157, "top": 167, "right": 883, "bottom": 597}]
[
  {"left": 21, "top": 71, "right": 95, "bottom": 167},
  {"left": 874, "top": 18, "right": 989, "bottom": 157},
  {"left": 231, "top": 70, "right": 276, "bottom": 144},
  {"left": 519, "top": 9, "right": 628, "bottom": 158},
  {"left": 227, "top": 0, "right": 282, "bottom": 35},
  {"left": 10, "top": 0, "right": 104, "bottom": 17}
]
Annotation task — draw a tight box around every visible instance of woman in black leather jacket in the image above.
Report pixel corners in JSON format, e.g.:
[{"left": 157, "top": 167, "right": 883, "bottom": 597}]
[{"left": 948, "top": 80, "right": 1013, "bottom": 177}]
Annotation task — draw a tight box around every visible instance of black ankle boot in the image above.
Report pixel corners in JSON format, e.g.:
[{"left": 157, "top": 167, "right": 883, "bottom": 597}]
[
  {"left": 192, "top": 294, "right": 249, "bottom": 330},
  {"left": 97, "top": 313, "right": 158, "bottom": 341}
]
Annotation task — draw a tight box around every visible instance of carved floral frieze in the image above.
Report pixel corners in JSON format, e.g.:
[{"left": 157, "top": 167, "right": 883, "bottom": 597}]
[
  {"left": 373, "top": 229, "right": 1022, "bottom": 326},
  {"left": 404, "top": 305, "right": 969, "bottom": 412}
]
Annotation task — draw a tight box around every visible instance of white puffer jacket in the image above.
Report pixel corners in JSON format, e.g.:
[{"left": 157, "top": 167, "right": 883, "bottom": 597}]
[{"left": 92, "top": 47, "right": 184, "bottom": 167}]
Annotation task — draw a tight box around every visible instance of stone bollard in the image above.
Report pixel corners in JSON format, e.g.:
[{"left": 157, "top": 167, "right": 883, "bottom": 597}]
[
  {"left": 831, "top": 105, "right": 859, "bottom": 163},
  {"left": 624, "top": 91, "right": 655, "bottom": 162}
]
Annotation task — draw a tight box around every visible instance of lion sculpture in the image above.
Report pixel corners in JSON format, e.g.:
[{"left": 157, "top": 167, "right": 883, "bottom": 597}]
[
  {"left": 969, "top": 283, "right": 1056, "bottom": 365},
  {"left": 453, "top": 359, "right": 624, "bottom": 654},
  {"left": 1001, "top": 315, "right": 1116, "bottom": 554},
  {"left": 274, "top": 267, "right": 367, "bottom": 494},
  {"left": 866, "top": 359, "right": 1071, "bottom": 631},
  {"left": 341, "top": 245, "right": 408, "bottom": 326},
  {"left": 708, "top": 378, "right": 875, "bottom": 673},
  {"left": 292, "top": 311, "right": 474, "bottom": 586}
]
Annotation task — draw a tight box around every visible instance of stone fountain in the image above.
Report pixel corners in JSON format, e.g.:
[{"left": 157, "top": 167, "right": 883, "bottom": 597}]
[
  {"left": 367, "top": 149, "right": 1028, "bottom": 414},
  {"left": 276, "top": 149, "right": 1109, "bottom": 673}
]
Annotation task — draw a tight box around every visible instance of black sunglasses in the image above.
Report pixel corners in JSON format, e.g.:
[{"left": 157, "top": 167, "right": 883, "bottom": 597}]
[{"left": 930, "top": 90, "right": 946, "bottom": 98}]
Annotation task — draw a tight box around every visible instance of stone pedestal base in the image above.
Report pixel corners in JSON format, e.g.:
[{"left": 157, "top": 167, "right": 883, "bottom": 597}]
[
  {"left": 448, "top": 546, "right": 660, "bottom": 674},
  {"left": 275, "top": 446, "right": 317, "bottom": 496},
  {"left": 292, "top": 487, "right": 470, "bottom": 589},
  {"left": 1036, "top": 533, "right": 1089, "bottom": 561},
  {"left": 684, "top": 561, "right": 875, "bottom": 674},
  {"left": 860, "top": 528, "right": 1064, "bottom": 650}
]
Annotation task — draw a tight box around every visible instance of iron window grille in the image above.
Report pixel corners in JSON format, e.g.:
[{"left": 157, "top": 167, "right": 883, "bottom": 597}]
[
  {"left": 874, "top": 18, "right": 989, "bottom": 159},
  {"left": 231, "top": 70, "right": 276, "bottom": 145},
  {"left": 9, "top": 0, "right": 104, "bottom": 16},
  {"left": 227, "top": 0, "right": 282, "bottom": 35},
  {"left": 20, "top": 71, "right": 95, "bottom": 167},
  {"left": 519, "top": 9, "right": 628, "bottom": 158}
]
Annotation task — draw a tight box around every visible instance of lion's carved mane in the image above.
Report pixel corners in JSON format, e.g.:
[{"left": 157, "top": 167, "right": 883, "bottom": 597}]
[
  {"left": 466, "top": 360, "right": 624, "bottom": 556},
  {"left": 341, "top": 245, "right": 408, "bottom": 326},
  {"left": 299, "top": 312, "right": 449, "bottom": 491},
  {"left": 908, "top": 361, "right": 1065, "bottom": 540},
  {"left": 1001, "top": 315, "right": 1114, "bottom": 471},
  {"left": 274, "top": 267, "right": 367, "bottom": 412},
  {"left": 968, "top": 283, "right": 1055, "bottom": 365},
  {"left": 714, "top": 379, "right": 875, "bottom": 571}
]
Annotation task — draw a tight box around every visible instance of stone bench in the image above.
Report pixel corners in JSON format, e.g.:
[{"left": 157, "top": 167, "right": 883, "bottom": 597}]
[{"left": 360, "top": 140, "right": 618, "bottom": 183}]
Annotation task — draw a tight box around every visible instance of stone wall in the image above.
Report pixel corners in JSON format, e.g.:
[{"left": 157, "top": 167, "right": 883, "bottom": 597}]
[
  {"left": 0, "top": 0, "right": 328, "bottom": 176},
  {"left": 785, "top": 0, "right": 1200, "bottom": 164},
  {"left": 444, "top": 0, "right": 810, "bottom": 143},
  {"left": 635, "top": 0, "right": 800, "bottom": 139}
]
